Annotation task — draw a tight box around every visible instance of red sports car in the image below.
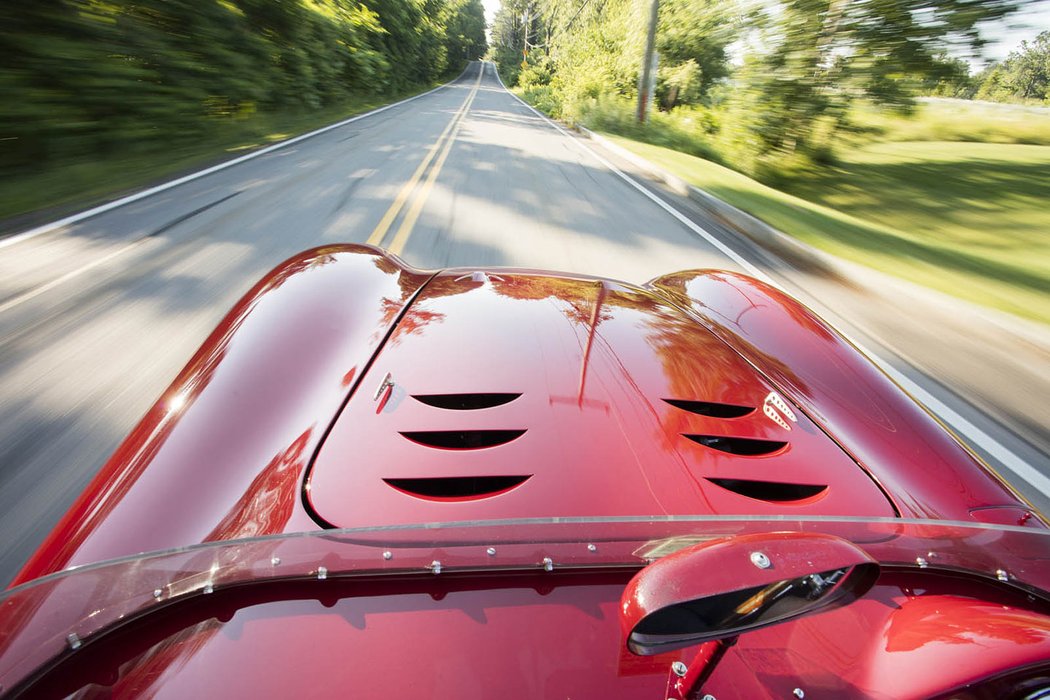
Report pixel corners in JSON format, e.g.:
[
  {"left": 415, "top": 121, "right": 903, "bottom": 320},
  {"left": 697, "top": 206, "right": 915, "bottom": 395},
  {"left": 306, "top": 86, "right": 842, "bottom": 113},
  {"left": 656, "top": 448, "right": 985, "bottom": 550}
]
[{"left": 1, "top": 245, "right": 1047, "bottom": 698}]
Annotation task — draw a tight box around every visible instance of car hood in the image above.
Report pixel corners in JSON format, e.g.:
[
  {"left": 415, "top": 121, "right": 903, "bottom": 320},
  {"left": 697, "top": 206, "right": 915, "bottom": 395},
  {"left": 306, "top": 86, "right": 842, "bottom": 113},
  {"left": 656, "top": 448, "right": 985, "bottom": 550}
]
[{"left": 306, "top": 270, "right": 895, "bottom": 527}]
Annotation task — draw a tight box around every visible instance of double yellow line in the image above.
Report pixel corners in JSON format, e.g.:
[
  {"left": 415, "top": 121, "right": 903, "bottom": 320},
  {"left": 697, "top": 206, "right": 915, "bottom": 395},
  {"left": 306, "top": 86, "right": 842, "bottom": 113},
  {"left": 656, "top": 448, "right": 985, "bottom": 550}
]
[{"left": 366, "top": 65, "right": 484, "bottom": 256}]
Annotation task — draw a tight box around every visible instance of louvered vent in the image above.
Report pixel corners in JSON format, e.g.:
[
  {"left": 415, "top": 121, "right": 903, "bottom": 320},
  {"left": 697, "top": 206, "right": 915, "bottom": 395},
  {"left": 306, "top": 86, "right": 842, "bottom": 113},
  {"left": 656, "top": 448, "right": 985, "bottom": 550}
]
[
  {"left": 384, "top": 475, "right": 531, "bottom": 500},
  {"left": 705, "top": 478, "right": 826, "bottom": 502},
  {"left": 413, "top": 393, "right": 521, "bottom": 410},
  {"left": 400, "top": 429, "right": 526, "bottom": 449},
  {"left": 683, "top": 434, "right": 787, "bottom": 456},
  {"left": 663, "top": 399, "right": 754, "bottom": 418}
]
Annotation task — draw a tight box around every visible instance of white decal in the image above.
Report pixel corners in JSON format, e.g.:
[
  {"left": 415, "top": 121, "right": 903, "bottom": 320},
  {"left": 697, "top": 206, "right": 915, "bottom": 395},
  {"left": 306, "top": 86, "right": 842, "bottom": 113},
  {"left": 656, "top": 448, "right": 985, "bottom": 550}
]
[{"left": 763, "top": 392, "right": 797, "bottom": 431}]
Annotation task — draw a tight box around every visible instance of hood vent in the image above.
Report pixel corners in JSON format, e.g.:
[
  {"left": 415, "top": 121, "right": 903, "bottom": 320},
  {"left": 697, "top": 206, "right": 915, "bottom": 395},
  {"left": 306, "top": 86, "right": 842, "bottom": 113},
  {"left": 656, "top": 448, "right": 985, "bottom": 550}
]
[
  {"left": 684, "top": 434, "right": 787, "bottom": 456},
  {"left": 413, "top": 393, "right": 521, "bottom": 410},
  {"left": 664, "top": 399, "right": 754, "bottom": 418},
  {"left": 400, "top": 429, "right": 526, "bottom": 450},
  {"left": 706, "top": 478, "right": 827, "bottom": 502},
  {"left": 384, "top": 475, "right": 531, "bottom": 500}
]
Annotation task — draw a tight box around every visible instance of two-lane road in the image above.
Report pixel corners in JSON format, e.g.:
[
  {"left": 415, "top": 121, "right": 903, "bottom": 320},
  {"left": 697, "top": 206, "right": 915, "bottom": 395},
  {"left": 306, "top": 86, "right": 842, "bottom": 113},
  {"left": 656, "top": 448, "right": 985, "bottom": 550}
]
[{"left": 0, "top": 61, "right": 1046, "bottom": 585}]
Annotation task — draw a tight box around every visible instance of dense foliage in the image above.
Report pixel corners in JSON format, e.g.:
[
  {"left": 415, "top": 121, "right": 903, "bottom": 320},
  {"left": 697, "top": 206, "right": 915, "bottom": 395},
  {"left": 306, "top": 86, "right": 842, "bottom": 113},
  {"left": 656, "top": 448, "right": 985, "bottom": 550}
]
[
  {"left": 491, "top": 0, "right": 737, "bottom": 111},
  {"left": 492, "top": 0, "right": 1025, "bottom": 178},
  {"left": 0, "top": 0, "right": 486, "bottom": 173},
  {"left": 976, "top": 31, "right": 1050, "bottom": 102}
]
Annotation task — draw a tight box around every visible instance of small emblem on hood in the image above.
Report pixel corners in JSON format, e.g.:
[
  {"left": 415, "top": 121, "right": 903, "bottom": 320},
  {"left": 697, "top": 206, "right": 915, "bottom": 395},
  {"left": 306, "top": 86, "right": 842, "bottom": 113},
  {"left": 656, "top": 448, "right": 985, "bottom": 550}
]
[{"left": 763, "top": 392, "right": 797, "bottom": 431}]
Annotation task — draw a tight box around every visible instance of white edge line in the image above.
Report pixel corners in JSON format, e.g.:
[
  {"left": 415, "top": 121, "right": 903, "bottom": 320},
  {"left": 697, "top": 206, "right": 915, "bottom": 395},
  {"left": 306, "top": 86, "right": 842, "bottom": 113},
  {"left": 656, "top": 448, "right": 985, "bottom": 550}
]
[
  {"left": 0, "top": 66, "right": 474, "bottom": 250},
  {"left": 492, "top": 64, "right": 1049, "bottom": 498}
]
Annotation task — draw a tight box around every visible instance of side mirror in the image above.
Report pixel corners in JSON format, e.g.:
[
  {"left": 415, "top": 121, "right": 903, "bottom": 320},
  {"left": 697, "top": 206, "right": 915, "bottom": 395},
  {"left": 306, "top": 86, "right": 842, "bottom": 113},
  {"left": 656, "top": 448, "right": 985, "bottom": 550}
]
[{"left": 621, "top": 532, "right": 879, "bottom": 655}]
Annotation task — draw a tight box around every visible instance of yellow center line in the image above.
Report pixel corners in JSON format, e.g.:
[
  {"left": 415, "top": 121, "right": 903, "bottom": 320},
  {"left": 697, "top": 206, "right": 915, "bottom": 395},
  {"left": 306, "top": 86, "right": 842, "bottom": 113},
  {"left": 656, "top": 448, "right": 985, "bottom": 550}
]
[
  {"left": 366, "top": 65, "right": 484, "bottom": 248},
  {"left": 387, "top": 69, "right": 483, "bottom": 256}
]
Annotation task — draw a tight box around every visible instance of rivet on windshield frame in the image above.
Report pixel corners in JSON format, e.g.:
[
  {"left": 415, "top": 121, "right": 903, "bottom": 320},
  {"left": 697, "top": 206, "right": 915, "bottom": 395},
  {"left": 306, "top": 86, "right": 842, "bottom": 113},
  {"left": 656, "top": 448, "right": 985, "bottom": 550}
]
[
  {"left": 317, "top": 566, "right": 328, "bottom": 580},
  {"left": 66, "top": 633, "right": 82, "bottom": 651},
  {"left": 750, "top": 551, "right": 771, "bottom": 569},
  {"left": 587, "top": 543, "right": 597, "bottom": 552},
  {"left": 542, "top": 557, "right": 554, "bottom": 572},
  {"left": 794, "top": 689, "right": 805, "bottom": 699},
  {"left": 671, "top": 661, "right": 688, "bottom": 677},
  {"left": 383, "top": 551, "right": 393, "bottom": 560},
  {"left": 700, "top": 695, "right": 716, "bottom": 700},
  {"left": 431, "top": 560, "right": 443, "bottom": 574},
  {"left": 203, "top": 583, "right": 214, "bottom": 595},
  {"left": 271, "top": 556, "right": 281, "bottom": 566},
  {"left": 152, "top": 588, "right": 163, "bottom": 599},
  {"left": 996, "top": 569, "right": 1009, "bottom": 582},
  {"left": 486, "top": 547, "right": 497, "bottom": 556},
  {"left": 915, "top": 557, "right": 928, "bottom": 568}
]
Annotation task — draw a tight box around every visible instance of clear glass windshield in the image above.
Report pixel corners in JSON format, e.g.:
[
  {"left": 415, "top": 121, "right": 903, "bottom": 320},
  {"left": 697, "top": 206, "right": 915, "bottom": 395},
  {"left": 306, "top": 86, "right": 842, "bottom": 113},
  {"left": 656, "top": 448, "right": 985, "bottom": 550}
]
[{"left": 1, "top": 516, "right": 1048, "bottom": 693}]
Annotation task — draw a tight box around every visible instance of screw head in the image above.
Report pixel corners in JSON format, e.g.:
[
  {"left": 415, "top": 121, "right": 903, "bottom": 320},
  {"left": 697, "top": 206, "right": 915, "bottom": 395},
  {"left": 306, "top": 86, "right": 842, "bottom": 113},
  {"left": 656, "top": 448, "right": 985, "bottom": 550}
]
[
  {"left": 915, "top": 557, "right": 928, "bottom": 568},
  {"left": 271, "top": 556, "right": 281, "bottom": 566},
  {"left": 152, "top": 588, "right": 163, "bottom": 599},
  {"left": 317, "top": 566, "right": 328, "bottom": 580},
  {"left": 996, "top": 569, "right": 1009, "bottom": 582},
  {"left": 794, "top": 689, "right": 805, "bottom": 699},
  {"left": 587, "top": 543, "right": 597, "bottom": 552},
  {"left": 486, "top": 547, "right": 497, "bottom": 556},
  {"left": 203, "top": 583, "right": 214, "bottom": 595},
  {"left": 431, "top": 560, "right": 443, "bottom": 575},
  {"left": 66, "top": 633, "right": 82, "bottom": 651},
  {"left": 750, "top": 551, "right": 771, "bottom": 569},
  {"left": 542, "top": 557, "right": 554, "bottom": 572},
  {"left": 671, "top": 661, "right": 688, "bottom": 677},
  {"left": 383, "top": 551, "right": 393, "bottom": 560}
]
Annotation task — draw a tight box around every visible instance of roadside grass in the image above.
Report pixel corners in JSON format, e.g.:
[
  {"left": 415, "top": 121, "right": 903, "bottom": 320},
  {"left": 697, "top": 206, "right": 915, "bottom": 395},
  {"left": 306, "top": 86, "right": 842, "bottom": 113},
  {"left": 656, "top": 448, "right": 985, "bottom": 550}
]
[
  {"left": 603, "top": 135, "right": 1050, "bottom": 325},
  {"left": 509, "top": 85, "right": 1050, "bottom": 325},
  {"left": 850, "top": 99, "right": 1050, "bottom": 146},
  {"left": 0, "top": 80, "right": 449, "bottom": 232}
]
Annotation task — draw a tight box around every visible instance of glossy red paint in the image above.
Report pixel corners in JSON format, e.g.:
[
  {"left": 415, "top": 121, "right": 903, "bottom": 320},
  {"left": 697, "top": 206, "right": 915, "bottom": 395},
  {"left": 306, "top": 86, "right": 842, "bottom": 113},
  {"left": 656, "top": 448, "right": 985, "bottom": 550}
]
[
  {"left": 649, "top": 270, "right": 1042, "bottom": 523},
  {"left": 8, "top": 569, "right": 1048, "bottom": 699},
  {"left": 3, "top": 518, "right": 1048, "bottom": 698},
  {"left": 12, "top": 245, "right": 433, "bottom": 585},
  {"left": 619, "top": 532, "right": 878, "bottom": 654},
  {"left": 705, "top": 571, "right": 1050, "bottom": 699},
  {"left": 14, "top": 253, "right": 1041, "bottom": 585},
  {"left": 307, "top": 272, "right": 895, "bottom": 527},
  {"left": 7, "top": 248, "right": 1049, "bottom": 699}
]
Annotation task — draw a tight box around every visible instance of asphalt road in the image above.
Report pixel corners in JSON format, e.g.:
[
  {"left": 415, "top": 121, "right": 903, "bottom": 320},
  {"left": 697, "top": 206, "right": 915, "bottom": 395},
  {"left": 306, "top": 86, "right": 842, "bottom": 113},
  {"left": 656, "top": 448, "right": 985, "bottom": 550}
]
[{"left": 1, "top": 61, "right": 1047, "bottom": 586}]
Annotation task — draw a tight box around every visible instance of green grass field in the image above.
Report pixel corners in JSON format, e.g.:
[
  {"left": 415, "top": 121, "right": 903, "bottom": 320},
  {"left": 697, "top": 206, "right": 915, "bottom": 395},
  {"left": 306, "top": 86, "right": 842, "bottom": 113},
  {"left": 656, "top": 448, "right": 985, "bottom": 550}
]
[
  {"left": 850, "top": 99, "right": 1050, "bottom": 146},
  {"left": 606, "top": 135, "right": 1050, "bottom": 325}
]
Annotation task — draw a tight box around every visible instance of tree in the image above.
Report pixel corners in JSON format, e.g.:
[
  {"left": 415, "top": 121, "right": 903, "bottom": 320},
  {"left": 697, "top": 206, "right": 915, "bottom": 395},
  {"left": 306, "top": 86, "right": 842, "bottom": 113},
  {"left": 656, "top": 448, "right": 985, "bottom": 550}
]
[
  {"left": 921, "top": 55, "right": 976, "bottom": 98},
  {"left": 444, "top": 0, "right": 488, "bottom": 65},
  {"left": 656, "top": 0, "right": 739, "bottom": 100},
  {"left": 996, "top": 30, "right": 1049, "bottom": 100},
  {"left": 489, "top": 0, "right": 738, "bottom": 115},
  {"left": 491, "top": 0, "right": 544, "bottom": 86},
  {"left": 732, "top": 0, "right": 1022, "bottom": 166}
]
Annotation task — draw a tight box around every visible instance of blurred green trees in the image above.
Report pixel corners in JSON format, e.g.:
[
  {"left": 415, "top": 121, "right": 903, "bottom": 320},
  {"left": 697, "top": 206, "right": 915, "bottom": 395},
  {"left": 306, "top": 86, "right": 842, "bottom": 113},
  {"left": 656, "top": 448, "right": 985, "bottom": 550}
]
[
  {"left": 492, "top": 0, "right": 736, "bottom": 109},
  {"left": 0, "top": 0, "right": 486, "bottom": 177},
  {"left": 977, "top": 31, "right": 1050, "bottom": 101},
  {"left": 493, "top": 0, "right": 1025, "bottom": 177}
]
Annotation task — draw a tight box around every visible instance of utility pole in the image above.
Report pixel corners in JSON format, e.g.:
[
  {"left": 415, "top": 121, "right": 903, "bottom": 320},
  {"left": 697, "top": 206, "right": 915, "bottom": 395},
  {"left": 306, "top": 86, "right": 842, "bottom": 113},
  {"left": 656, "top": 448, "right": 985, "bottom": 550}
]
[{"left": 636, "top": 0, "right": 659, "bottom": 122}]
